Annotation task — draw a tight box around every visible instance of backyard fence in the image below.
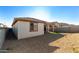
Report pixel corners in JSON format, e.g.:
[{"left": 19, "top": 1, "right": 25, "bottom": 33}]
[
  {"left": 55, "top": 26, "right": 79, "bottom": 33},
  {"left": 0, "top": 27, "right": 7, "bottom": 49}
]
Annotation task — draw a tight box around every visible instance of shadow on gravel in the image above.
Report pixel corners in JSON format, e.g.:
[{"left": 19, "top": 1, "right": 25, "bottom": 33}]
[{"left": 2, "top": 33, "right": 64, "bottom": 53}]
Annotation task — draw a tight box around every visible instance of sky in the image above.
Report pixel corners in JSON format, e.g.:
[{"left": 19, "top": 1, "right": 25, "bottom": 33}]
[{"left": 0, "top": 6, "right": 79, "bottom": 27}]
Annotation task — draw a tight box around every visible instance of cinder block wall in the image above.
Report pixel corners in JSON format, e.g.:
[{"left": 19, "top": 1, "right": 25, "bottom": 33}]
[
  {"left": 0, "top": 28, "right": 7, "bottom": 49},
  {"left": 55, "top": 26, "right": 79, "bottom": 33}
]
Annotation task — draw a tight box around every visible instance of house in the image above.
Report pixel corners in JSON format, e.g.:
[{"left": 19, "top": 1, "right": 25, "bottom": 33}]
[
  {"left": 59, "top": 23, "right": 70, "bottom": 28},
  {"left": 45, "top": 22, "right": 60, "bottom": 32},
  {"left": 44, "top": 22, "right": 52, "bottom": 32},
  {"left": 44, "top": 22, "right": 56, "bottom": 32},
  {"left": 12, "top": 17, "right": 79, "bottom": 40},
  {"left": 44, "top": 22, "right": 60, "bottom": 32},
  {"left": 51, "top": 22, "right": 60, "bottom": 32},
  {"left": 12, "top": 17, "right": 46, "bottom": 40},
  {"left": 0, "top": 23, "right": 7, "bottom": 27}
]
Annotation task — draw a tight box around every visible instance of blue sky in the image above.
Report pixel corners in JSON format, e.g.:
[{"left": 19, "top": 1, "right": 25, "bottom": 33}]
[{"left": 0, "top": 6, "right": 79, "bottom": 27}]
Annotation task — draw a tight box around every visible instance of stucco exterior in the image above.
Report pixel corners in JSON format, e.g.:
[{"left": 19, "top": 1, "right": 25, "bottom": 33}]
[
  {"left": 12, "top": 22, "right": 18, "bottom": 37},
  {"left": 13, "top": 21, "right": 44, "bottom": 40}
]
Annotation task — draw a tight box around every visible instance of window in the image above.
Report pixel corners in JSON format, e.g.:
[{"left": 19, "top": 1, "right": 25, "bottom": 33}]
[{"left": 30, "top": 22, "right": 38, "bottom": 32}]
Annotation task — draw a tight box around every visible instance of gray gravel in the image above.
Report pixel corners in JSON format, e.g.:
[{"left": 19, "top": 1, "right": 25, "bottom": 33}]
[{"left": 2, "top": 33, "right": 64, "bottom": 53}]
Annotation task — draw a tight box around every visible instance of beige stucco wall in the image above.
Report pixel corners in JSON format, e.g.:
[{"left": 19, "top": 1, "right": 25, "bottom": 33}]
[
  {"left": 13, "top": 21, "right": 44, "bottom": 40},
  {"left": 12, "top": 22, "right": 18, "bottom": 37}
]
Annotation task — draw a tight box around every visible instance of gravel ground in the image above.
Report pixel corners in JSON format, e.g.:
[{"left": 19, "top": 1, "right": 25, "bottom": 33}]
[
  {"left": 2, "top": 33, "right": 64, "bottom": 53},
  {"left": 49, "top": 33, "right": 79, "bottom": 53}
]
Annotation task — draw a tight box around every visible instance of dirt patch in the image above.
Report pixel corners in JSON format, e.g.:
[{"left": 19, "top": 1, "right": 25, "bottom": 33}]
[{"left": 49, "top": 33, "right": 79, "bottom": 53}]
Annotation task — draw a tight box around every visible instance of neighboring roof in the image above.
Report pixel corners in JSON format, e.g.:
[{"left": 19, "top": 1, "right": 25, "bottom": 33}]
[
  {"left": 12, "top": 17, "right": 46, "bottom": 26},
  {"left": 0, "top": 23, "right": 7, "bottom": 28},
  {"left": 59, "top": 23, "right": 69, "bottom": 26}
]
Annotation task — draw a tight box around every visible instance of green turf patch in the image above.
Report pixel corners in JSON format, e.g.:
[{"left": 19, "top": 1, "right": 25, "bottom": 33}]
[{"left": 49, "top": 32, "right": 60, "bottom": 34}]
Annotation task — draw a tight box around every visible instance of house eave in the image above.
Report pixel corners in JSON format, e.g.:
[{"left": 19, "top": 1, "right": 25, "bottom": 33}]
[{"left": 12, "top": 18, "right": 46, "bottom": 26}]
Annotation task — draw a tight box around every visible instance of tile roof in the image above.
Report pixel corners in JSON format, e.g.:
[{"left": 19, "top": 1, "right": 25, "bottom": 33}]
[{"left": 12, "top": 17, "right": 46, "bottom": 26}]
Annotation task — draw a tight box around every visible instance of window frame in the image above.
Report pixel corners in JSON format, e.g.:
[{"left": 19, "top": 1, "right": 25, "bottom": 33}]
[{"left": 30, "top": 22, "right": 38, "bottom": 32}]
